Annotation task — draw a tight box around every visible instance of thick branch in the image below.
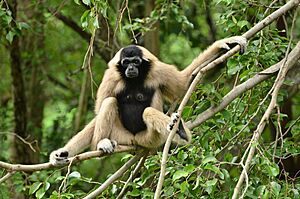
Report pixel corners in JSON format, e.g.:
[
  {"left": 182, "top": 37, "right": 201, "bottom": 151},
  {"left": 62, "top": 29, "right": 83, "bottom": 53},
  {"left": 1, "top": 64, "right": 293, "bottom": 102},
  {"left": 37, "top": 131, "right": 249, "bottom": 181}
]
[
  {"left": 52, "top": 10, "right": 91, "bottom": 41},
  {"left": 154, "top": 0, "right": 300, "bottom": 198},
  {"left": 232, "top": 40, "right": 300, "bottom": 198},
  {"left": 0, "top": 145, "right": 137, "bottom": 172},
  {"left": 187, "top": 58, "right": 282, "bottom": 129}
]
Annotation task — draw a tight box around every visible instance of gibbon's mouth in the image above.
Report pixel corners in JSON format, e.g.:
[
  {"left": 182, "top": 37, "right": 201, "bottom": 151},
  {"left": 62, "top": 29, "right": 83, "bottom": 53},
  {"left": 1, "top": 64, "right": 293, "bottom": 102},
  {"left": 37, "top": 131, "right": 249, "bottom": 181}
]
[{"left": 125, "top": 71, "right": 138, "bottom": 78}]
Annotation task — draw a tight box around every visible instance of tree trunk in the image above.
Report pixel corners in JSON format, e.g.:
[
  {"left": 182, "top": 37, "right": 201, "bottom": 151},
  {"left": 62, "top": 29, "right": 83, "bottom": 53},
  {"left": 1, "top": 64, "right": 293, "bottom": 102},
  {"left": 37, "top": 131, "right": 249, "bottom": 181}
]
[
  {"left": 9, "top": 0, "right": 31, "bottom": 165},
  {"left": 24, "top": 0, "right": 46, "bottom": 163},
  {"left": 144, "top": 0, "right": 159, "bottom": 56}
]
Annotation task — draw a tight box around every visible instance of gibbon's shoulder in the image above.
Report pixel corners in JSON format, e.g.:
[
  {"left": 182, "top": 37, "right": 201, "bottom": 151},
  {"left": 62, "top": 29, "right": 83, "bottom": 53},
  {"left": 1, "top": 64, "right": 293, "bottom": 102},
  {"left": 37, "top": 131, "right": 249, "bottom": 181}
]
[{"left": 108, "top": 45, "right": 159, "bottom": 69}]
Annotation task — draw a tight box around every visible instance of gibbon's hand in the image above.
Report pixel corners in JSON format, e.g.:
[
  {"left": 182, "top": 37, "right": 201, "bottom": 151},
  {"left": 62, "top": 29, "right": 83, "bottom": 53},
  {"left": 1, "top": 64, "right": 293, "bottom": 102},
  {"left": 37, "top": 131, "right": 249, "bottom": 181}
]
[
  {"left": 216, "top": 36, "right": 247, "bottom": 54},
  {"left": 97, "top": 138, "right": 117, "bottom": 153},
  {"left": 167, "top": 113, "right": 189, "bottom": 141},
  {"left": 49, "top": 148, "right": 70, "bottom": 165}
]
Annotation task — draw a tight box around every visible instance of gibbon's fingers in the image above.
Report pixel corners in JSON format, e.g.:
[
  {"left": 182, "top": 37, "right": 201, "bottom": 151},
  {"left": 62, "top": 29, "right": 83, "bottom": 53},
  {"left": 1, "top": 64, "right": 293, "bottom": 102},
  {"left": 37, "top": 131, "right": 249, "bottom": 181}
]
[
  {"left": 49, "top": 148, "right": 70, "bottom": 165},
  {"left": 97, "top": 138, "right": 117, "bottom": 153},
  {"left": 217, "top": 36, "right": 247, "bottom": 54}
]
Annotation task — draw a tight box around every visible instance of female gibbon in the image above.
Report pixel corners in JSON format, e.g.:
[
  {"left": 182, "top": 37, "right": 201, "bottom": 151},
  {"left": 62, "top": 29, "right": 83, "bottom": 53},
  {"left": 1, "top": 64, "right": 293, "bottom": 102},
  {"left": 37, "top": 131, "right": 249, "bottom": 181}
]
[{"left": 50, "top": 36, "right": 246, "bottom": 165}]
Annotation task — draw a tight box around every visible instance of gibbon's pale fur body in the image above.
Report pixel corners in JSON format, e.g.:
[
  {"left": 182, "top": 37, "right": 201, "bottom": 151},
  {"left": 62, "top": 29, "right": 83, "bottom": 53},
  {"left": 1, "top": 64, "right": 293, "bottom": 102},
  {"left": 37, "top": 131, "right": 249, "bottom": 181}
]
[{"left": 50, "top": 36, "right": 246, "bottom": 165}]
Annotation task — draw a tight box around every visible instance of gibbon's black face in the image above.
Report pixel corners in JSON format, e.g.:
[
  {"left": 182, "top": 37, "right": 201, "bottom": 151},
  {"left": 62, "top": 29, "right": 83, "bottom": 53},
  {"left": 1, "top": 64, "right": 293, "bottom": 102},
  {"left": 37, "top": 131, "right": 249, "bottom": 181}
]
[{"left": 118, "top": 45, "right": 150, "bottom": 80}]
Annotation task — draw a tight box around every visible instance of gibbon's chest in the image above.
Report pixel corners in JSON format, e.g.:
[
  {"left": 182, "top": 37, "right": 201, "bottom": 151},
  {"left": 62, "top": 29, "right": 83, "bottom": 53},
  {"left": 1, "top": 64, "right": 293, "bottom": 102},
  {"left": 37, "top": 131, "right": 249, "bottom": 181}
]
[{"left": 116, "top": 84, "right": 155, "bottom": 134}]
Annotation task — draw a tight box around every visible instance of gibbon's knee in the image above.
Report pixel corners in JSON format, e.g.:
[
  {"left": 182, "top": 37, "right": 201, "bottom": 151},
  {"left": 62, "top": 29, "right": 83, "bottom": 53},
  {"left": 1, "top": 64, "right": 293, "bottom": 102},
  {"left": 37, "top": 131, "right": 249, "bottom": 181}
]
[
  {"left": 91, "top": 97, "right": 118, "bottom": 149},
  {"left": 143, "top": 107, "right": 192, "bottom": 145},
  {"left": 142, "top": 107, "right": 169, "bottom": 133}
]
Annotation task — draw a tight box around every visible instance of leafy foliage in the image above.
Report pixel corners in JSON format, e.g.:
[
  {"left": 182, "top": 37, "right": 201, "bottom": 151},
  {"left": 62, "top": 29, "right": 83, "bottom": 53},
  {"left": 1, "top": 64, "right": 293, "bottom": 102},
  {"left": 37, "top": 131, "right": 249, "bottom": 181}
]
[{"left": 1, "top": 0, "right": 300, "bottom": 198}]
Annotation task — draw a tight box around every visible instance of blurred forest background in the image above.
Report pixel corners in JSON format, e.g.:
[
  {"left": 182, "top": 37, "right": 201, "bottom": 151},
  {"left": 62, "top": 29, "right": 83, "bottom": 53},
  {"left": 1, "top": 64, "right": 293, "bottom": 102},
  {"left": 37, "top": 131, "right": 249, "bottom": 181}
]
[{"left": 1, "top": 0, "right": 300, "bottom": 198}]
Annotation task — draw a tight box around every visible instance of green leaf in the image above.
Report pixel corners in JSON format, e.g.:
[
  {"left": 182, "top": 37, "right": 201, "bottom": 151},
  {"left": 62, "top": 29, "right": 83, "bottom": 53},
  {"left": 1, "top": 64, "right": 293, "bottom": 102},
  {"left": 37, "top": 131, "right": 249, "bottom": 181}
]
[
  {"left": 44, "top": 182, "right": 50, "bottom": 191},
  {"left": 202, "top": 156, "right": 217, "bottom": 165},
  {"left": 180, "top": 181, "right": 189, "bottom": 193},
  {"left": 128, "top": 188, "right": 140, "bottom": 197},
  {"left": 232, "top": 16, "right": 237, "bottom": 24},
  {"left": 227, "top": 59, "right": 241, "bottom": 75},
  {"left": 237, "top": 20, "right": 249, "bottom": 28},
  {"left": 17, "top": 22, "right": 30, "bottom": 30},
  {"left": 29, "top": 182, "right": 42, "bottom": 195},
  {"left": 204, "top": 164, "right": 224, "bottom": 179},
  {"left": 36, "top": 186, "right": 46, "bottom": 199},
  {"left": 291, "top": 188, "right": 299, "bottom": 198},
  {"left": 74, "top": 0, "right": 81, "bottom": 5},
  {"left": 69, "top": 171, "right": 81, "bottom": 178},
  {"left": 206, "top": 178, "right": 218, "bottom": 186},
  {"left": 82, "top": 0, "right": 90, "bottom": 6},
  {"left": 266, "top": 164, "right": 279, "bottom": 177},
  {"left": 6, "top": 31, "right": 15, "bottom": 43},
  {"left": 172, "top": 170, "right": 189, "bottom": 181},
  {"left": 93, "top": 17, "right": 99, "bottom": 28},
  {"left": 80, "top": 10, "right": 90, "bottom": 28},
  {"left": 270, "top": 181, "right": 281, "bottom": 196}
]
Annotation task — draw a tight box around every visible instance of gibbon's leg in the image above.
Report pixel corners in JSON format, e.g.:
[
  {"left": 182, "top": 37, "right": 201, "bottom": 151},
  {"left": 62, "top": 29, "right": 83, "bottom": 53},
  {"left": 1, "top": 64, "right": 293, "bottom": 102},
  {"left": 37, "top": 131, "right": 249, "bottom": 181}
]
[
  {"left": 135, "top": 107, "right": 191, "bottom": 148},
  {"left": 91, "top": 97, "right": 135, "bottom": 153},
  {"left": 49, "top": 118, "right": 95, "bottom": 165}
]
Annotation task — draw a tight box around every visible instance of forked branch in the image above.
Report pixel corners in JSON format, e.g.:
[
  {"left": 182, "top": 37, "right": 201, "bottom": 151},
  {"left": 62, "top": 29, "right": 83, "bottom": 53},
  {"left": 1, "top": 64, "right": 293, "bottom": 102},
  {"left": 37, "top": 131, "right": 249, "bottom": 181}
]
[{"left": 154, "top": 0, "right": 300, "bottom": 198}]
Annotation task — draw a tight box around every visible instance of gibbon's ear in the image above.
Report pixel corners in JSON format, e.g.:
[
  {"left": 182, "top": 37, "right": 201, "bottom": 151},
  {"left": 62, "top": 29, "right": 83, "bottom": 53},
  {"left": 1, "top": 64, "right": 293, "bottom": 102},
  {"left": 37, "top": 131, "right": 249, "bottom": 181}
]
[{"left": 108, "top": 45, "right": 159, "bottom": 69}]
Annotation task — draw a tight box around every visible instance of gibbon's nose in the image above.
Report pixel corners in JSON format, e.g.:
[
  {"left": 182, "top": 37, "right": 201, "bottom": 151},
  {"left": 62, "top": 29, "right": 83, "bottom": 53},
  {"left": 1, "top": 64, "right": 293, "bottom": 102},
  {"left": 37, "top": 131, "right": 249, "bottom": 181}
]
[{"left": 128, "top": 65, "right": 134, "bottom": 71}]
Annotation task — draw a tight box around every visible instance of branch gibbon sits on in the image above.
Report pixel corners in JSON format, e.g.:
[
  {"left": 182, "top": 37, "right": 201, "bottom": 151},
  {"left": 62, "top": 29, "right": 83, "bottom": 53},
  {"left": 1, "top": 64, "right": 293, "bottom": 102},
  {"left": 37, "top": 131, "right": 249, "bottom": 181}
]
[{"left": 50, "top": 36, "right": 247, "bottom": 165}]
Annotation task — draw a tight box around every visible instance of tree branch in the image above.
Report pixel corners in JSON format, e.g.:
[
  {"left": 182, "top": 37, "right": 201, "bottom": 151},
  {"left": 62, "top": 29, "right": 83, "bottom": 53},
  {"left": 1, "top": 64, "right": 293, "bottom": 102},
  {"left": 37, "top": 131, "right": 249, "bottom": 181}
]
[
  {"left": 187, "top": 55, "right": 282, "bottom": 129},
  {"left": 154, "top": 0, "right": 300, "bottom": 197},
  {"left": 232, "top": 20, "right": 300, "bottom": 199},
  {"left": 83, "top": 150, "right": 149, "bottom": 199},
  {"left": 0, "top": 145, "right": 137, "bottom": 172}
]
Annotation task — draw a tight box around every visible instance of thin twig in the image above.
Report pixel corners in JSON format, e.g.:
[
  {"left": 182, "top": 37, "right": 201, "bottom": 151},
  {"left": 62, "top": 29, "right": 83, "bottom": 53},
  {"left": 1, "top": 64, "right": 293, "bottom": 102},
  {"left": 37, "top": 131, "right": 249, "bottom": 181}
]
[
  {"left": 0, "top": 172, "right": 16, "bottom": 184},
  {"left": 116, "top": 154, "right": 148, "bottom": 199},
  {"left": 155, "top": 1, "right": 300, "bottom": 198},
  {"left": 83, "top": 150, "right": 148, "bottom": 199},
  {"left": 232, "top": 17, "right": 300, "bottom": 199}
]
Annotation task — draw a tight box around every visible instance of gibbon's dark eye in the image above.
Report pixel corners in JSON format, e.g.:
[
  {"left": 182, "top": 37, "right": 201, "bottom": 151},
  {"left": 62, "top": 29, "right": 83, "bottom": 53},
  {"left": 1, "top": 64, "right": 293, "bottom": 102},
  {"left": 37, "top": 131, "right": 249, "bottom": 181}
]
[
  {"left": 136, "top": 93, "right": 144, "bottom": 101},
  {"left": 121, "top": 59, "right": 130, "bottom": 66},
  {"left": 125, "top": 95, "right": 132, "bottom": 101},
  {"left": 133, "top": 58, "right": 141, "bottom": 65}
]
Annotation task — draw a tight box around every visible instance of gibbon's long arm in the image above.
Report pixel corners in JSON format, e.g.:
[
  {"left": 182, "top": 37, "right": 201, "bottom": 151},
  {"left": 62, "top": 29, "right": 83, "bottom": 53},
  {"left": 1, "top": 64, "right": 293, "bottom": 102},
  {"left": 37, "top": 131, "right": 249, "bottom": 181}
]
[
  {"left": 94, "top": 68, "right": 119, "bottom": 113},
  {"left": 154, "top": 36, "right": 247, "bottom": 102}
]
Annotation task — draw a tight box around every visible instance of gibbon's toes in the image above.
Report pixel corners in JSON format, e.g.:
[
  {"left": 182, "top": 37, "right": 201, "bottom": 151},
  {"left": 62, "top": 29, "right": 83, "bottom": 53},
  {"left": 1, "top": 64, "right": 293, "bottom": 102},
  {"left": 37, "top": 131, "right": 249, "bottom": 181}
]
[
  {"left": 167, "top": 112, "right": 180, "bottom": 132},
  {"left": 49, "top": 148, "right": 70, "bottom": 165},
  {"left": 97, "top": 138, "right": 116, "bottom": 153},
  {"left": 176, "top": 120, "right": 188, "bottom": 141}
]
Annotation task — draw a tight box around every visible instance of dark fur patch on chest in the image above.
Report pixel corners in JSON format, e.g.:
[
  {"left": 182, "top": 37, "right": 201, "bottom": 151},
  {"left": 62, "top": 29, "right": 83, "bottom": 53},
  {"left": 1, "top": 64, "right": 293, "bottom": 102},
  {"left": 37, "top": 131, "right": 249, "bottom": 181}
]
[{"left": 116, "top": 84, "right": 155, "bottom": 134}]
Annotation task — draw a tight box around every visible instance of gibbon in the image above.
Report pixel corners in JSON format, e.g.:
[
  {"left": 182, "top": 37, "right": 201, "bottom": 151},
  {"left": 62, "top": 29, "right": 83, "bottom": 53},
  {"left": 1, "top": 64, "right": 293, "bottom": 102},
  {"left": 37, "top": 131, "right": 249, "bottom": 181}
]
[{"left": 50, "top": 36, "right": 247, "bottom": 165}]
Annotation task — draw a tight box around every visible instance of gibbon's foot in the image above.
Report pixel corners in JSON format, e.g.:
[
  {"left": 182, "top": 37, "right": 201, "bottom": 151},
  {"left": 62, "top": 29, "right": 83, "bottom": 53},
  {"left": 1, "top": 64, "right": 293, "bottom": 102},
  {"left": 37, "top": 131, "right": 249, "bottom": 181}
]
[
  {"left": 217, "top": 36, "right": 247, "bottom": 54},
  {"left": 49, "top": 148, "right": 70, "bottom": 165},
  {"left": 177, "top": 121, "right": 188, "bottom": 141},
  {"left": 167, "top": 112, "right": 180, "bottom": 132},
  {"left": 97, "top": 138, "right": 117, "bottom": 153},
  {"left": 167, "top": 113, "right": 188, "bottom": 141}
]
